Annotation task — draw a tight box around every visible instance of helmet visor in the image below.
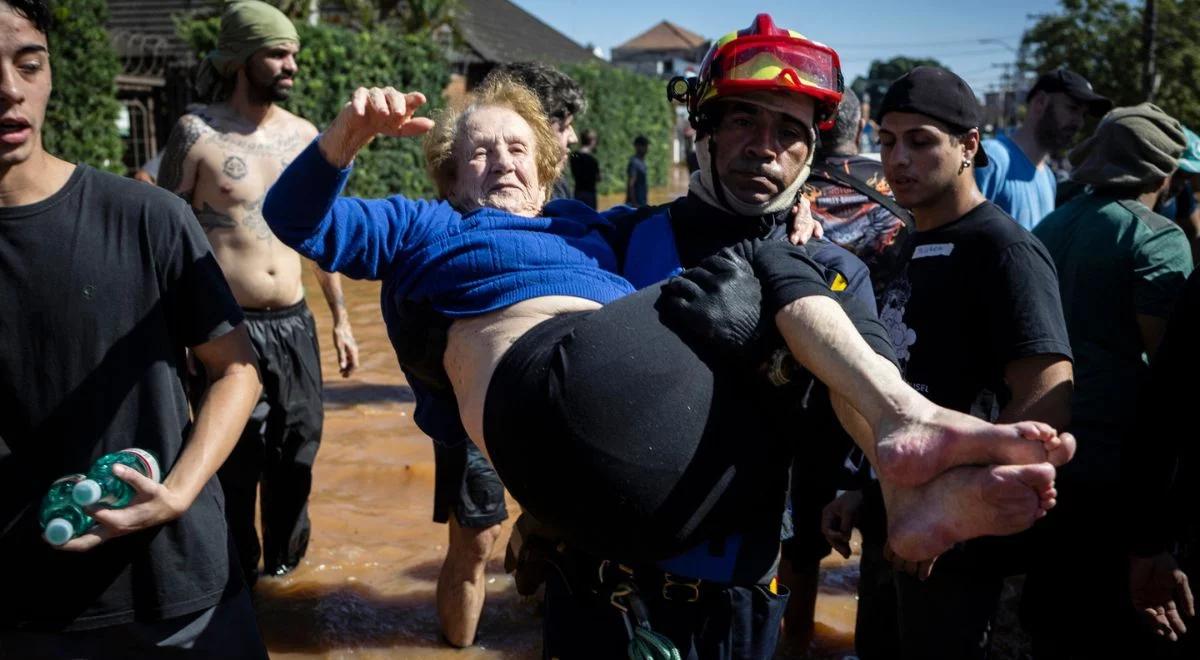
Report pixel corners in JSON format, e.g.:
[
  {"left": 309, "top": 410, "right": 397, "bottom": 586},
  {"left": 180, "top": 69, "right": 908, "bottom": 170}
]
[{"left": 711, "top": 38, "right": 841, "bottom": 99}]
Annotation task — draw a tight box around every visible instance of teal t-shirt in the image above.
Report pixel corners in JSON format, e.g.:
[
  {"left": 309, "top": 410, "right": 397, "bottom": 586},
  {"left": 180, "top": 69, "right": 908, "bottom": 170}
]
[
  {"left": 1034, "top": 193, "right": 1192, "bottom": 460},
  {"left": 975, "top": 134, "right": 1057, "bottom": 231}
]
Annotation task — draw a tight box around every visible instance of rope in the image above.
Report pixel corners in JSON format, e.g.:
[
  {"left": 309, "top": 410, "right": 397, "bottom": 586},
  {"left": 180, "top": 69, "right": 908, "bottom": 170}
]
[
  {"left": 609, "top": 582, "right": 683, "bottom": 660},
  {"left": 627, "top": 627, "right": 682, "bottom": 660}
]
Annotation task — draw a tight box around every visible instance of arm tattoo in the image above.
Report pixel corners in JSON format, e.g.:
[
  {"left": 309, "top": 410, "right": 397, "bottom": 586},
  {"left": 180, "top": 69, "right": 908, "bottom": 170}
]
[
  {"left": 194, "top": 202, "right": 238, "bottom": 233},
  {"left": 158, "top": 115, "right": 206, "bottom": 200}
]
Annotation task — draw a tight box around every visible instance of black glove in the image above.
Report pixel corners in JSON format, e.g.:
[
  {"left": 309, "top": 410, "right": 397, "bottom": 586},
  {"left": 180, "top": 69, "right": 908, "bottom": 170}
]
[
  {"left": 657, "top": 249, "right": 764, "bottom": 363},
  {"left": 388, "top": 298, "right": 454, "bottom": 393}
]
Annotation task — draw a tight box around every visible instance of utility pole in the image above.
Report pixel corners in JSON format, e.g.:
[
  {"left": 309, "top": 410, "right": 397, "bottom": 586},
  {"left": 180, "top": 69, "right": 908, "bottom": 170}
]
[{"left": 1142, "top": 0, "right": 1159, "bottom": 101}]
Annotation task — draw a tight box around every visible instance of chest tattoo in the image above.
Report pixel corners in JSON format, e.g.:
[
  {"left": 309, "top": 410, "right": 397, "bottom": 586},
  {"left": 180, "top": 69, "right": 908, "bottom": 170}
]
[
  {"left": 194, "top": 194, "right": 271, "bottom": 241},
  {"left": 205, "top": 131, "right": 305, "bottom": 158},
  {"left": 195, "top": 201, "right": 239, "bottom": 233},
  {"left": 239, "top": 194, "right": 272, "bottom": 240},
  {"left": 222, "top": 155, "right": 248, "bottom": 180}
]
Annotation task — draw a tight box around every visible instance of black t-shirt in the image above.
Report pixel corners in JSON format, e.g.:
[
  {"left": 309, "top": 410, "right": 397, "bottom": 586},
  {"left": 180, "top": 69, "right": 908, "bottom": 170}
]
[
  {"left": 878, "top": 202, "right": 1072, "bottom": 416},
  {"left": 569, "top": 151, "right": 600, "bottom": 194},
  {"left": 0, "top": 166, "right": 244, "bottom": 631}
]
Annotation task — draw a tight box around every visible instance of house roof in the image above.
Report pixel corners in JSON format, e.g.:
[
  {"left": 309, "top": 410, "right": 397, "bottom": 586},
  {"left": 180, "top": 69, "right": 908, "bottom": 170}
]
[
  {"left": 106, "top": 0, "right": 212, "bottom": 64},
  {"left": 454, "top": 0, "right": 599, "bottom": 65},
  {"left": 614, "top": 20, "right": 707, "bottom": 54}
]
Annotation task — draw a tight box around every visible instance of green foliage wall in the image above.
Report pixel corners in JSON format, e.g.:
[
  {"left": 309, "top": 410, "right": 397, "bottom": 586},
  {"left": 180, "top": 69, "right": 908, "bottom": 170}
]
[
  {"left": 1022, "top": 0, "right": 1200, "bottom": 130},
  {"left": 562, "top": 63, "right": 676, "bottom": 196},
  {"left": 177, "top": 16, "right": 449, "bottom": 198},
  {"left": 45, "top": 0, "right": 123, "bottom": 171}
]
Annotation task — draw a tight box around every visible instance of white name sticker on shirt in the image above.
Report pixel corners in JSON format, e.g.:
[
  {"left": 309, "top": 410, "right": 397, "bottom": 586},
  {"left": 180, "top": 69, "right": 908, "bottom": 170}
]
[{"left": 912, "top": 243, "right": 955, "bottom": 259}]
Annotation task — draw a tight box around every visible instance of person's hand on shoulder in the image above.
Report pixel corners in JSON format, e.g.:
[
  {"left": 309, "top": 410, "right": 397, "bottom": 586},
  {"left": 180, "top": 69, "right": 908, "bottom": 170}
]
[{"left": 788, "top": 194, "right": 823, "bottom": 246}]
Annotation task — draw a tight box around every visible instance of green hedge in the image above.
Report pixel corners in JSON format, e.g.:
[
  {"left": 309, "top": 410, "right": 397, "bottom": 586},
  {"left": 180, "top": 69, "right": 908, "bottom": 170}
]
[
  {"left": 561, "top": 63, "right": 675, "bottom": 196},
  {"left": 177, "top": 16, "right": 673, "bottom": 198},
  {"left": 45, "top": 0, "right": 123, "bottom": 172},
  {"left": 177, "top": 17, "right": 448, "bottom": 198}
]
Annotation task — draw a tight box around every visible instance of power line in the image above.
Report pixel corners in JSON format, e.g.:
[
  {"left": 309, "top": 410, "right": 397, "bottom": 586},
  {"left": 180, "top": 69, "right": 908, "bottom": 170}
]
[
  {"left": 835, "top": 46, "right": 1017, "bottom": 58},
  {"left": 832, "top": 34, "right": 1021, "bottom": 50}
]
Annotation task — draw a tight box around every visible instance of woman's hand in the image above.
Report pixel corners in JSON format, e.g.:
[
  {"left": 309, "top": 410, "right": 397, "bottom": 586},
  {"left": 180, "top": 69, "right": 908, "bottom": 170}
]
[
  {"left": 787, "top": 193, "right": 823, "bottom": 246},
  {"left": 319, "top": 87, "right": 437, "bottom": 168}
]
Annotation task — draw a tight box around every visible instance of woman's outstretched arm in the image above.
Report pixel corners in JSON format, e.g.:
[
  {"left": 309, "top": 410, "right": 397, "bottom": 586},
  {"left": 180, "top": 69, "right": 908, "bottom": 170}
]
[{"left": 264, "top": 87, "right": 444, "bottom": 281}]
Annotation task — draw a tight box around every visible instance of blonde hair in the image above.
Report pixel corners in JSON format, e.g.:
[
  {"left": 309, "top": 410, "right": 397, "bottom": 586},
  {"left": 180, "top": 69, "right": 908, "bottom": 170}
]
[{"left": 424, "top": 75, "right": 563, "bottom": 201}]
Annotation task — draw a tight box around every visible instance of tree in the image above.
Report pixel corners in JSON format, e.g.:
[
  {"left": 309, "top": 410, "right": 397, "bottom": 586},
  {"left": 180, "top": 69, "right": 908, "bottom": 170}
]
[
  {"left": 1022, "top": 0, "right": 1200, "bottom": 129},
  {"left": 44, "top": 0, "right": 124, "bottom": 171},
  {"left": 851, "top": 56, "right": 946, "bottom": 122}
]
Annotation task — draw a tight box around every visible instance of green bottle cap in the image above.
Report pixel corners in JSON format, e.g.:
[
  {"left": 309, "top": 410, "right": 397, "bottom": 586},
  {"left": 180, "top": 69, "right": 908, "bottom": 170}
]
[
  {"left": 44, "top": 518, "right": 74, "bottom": 546},
  {"left": 73, "top": 479, "right": 102, "bottom": 506}
]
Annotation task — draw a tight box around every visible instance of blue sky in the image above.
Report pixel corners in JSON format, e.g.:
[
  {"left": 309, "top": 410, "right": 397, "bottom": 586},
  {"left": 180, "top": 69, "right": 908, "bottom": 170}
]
[{"left": 511, "top": 0, "right": 1064, "bottom": 95}]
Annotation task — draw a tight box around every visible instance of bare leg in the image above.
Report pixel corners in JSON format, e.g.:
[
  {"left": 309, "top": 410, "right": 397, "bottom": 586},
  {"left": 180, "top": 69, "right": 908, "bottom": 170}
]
[
  {"left": 436, "top": 519, "right": 502, "bottom": 647},
  {"left": 778, "top": 296, "right": 1074, "bottom": 485},
  {"left": 882, "top": 462, "right": 1057, "bottom": 562},
  {"left": 778, "top": 556, "right": 820, "bottom": 653}
]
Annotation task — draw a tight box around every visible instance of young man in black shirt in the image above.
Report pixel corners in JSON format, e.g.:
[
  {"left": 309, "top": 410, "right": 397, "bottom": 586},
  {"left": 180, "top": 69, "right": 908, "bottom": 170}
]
[
  {"left": 569, "top": 128, "right": 601, "bottom": 209},
  {"left": 865, "top": 67, "right": 1075, "bottom": 659},
  {"left": 0, "top": 1, "right": 264, "bottom": 655}
]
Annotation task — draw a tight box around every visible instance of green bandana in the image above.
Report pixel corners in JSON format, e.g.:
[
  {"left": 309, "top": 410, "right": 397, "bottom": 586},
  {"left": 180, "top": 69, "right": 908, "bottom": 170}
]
[{"left": 195, "top": 1, "right": 299, "bottom": 100}]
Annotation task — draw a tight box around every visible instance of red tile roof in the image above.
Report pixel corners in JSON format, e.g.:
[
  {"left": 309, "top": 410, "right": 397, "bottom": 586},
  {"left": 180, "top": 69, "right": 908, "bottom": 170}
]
[{"left": 614, "top": 20, "right": 707, "bottom": 53}]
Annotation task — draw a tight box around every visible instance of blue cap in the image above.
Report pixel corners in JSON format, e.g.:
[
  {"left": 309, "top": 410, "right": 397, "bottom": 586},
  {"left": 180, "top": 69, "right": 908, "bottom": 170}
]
[{"left": 1180, "top": 126, "right": 1200, "bottom": 174}]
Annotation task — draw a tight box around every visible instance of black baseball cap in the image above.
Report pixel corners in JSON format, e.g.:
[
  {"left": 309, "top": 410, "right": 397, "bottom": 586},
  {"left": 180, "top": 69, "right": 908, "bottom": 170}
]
[
  {"left": 878, "top": 66, "right": 989, "bottom": 166},
  {"left": 1027, "top": 68, "right": 1112, "bottom": 115}
]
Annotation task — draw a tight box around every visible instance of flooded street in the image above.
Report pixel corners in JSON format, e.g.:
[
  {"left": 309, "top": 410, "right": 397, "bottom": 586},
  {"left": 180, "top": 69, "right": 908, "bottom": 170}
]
[{"left": 256, "top": 170, "right": 862, "bottom": 658}]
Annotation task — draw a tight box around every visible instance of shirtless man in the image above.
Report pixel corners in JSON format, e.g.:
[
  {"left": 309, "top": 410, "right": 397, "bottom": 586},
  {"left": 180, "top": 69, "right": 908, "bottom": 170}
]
[{"left": 158, "top": 0, "right": 358, "bottom": 585}]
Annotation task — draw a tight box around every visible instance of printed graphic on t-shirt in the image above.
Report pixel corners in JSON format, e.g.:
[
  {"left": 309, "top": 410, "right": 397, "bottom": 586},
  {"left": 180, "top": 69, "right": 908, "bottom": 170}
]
[
  {"left": 878, "top": 268, "right": 917, "bottom": 369},
  {"left": 810, "top": 170, "right": 905, "bottom": 260}
]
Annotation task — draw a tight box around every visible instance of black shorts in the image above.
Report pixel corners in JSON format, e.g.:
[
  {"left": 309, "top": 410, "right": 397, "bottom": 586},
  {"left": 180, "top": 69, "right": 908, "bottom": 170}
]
[{"left": 432, "top": 440, "right": 508, "bottom": 529}]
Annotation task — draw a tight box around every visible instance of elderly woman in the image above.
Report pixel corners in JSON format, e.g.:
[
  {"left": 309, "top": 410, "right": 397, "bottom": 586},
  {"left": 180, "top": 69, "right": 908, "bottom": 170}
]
[{"left": 263, "top": 78, "right": 1068, "bottom": 561}]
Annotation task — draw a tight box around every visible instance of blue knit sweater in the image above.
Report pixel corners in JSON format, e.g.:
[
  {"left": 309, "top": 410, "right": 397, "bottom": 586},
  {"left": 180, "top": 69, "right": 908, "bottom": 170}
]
[{"left": 263, "top": 139, "right": 635, "bottom": 317}]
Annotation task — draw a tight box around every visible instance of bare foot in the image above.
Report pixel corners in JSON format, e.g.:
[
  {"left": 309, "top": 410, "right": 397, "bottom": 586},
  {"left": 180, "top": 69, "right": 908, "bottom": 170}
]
[
  {"left": 874, "top": 401, "right": 1076, "bottom": 487},
  {"left": 883, "top": 462, "right": 1056, "bottom": 562}
]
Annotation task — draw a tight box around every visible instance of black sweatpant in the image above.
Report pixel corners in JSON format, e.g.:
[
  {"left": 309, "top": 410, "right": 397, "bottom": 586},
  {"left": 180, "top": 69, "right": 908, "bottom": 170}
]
[
  {"left": 484, "top": 244, "right": 893, "bottom": 560},
  {"left": 215, "top": 301, "right": 323, "bottom": 584}
]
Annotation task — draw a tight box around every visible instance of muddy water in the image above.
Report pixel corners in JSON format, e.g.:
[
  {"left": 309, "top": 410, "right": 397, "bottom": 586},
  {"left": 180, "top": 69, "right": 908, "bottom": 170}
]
[{"left": 257, "top": 171, "right": 861, "bottom": 659}]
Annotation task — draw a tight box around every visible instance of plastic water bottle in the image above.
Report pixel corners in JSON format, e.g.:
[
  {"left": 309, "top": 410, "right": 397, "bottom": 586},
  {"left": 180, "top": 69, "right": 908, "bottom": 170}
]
[
  {"left": 72, "top": 449, "right": 162, "bottom": 508},
  {"left": 40, "top": 474, "right": 94, "bottom": 546}
]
